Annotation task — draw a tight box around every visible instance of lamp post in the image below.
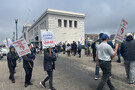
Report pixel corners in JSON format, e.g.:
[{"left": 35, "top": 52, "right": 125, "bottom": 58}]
[{"left": 15, "top": 18, "right": 18, "bottom": 40}]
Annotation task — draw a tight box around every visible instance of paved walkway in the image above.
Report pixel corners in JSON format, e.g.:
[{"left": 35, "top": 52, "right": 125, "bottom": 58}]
[{"left": 0, "top": 52, "right": 134, "bottom": 90}]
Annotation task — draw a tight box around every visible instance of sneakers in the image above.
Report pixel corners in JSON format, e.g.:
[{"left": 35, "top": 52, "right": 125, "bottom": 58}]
[
  {"left": 40, "top": 81, "right": 46, "bottom": 88},
  {"left": 94, "top": 77, "right": 100, "bottom": 80}
]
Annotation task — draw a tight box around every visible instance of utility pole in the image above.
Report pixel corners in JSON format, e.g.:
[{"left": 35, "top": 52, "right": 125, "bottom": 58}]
[{"left": 15, "top": 18, "right": 18, "bottom": 40}]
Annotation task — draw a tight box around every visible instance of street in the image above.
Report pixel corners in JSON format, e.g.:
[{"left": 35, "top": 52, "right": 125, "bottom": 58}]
[{"left": 0, "top": 52, "right": 135, "bottom": 90}]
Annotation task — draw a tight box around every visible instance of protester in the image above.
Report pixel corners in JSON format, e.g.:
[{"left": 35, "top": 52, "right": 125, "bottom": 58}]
[
  {"left": 91, "top": 42, "right": 96, "bottom": 61},
  {"left": 78, "top": 41, "right": 82, "bottom": 58},
  {"left": 57, "top": 44, "right": 61, "bottom": 54},
  {"left": 107, "top": 40, "right": 114, "bottom": 49},
  {"left": 54, "top": 45, "right": 58, "bottom": 57},
  {"left": 116, "top": 43, "right": 121, "bottom": 63},
  {"left": 7, "top": 45, "right": 19, "bottom": 83},
  {"left": 62, "top": 43, "right": 66, "bottom": 54},
  {"left": 40, "top": 47, "right": 57, "bottom": 90},
  {"left": 94, "top": 33, "right": 104, "bottom": 80},
  {"left": 73, "top": 41, "right": 77, "bottom": 56},
  {"left": 87, "top": 41, "right": 91, "bottom": 56},
  {"left": 66, "top": 43, "right": 71, "bottom": 56},
  {"left": 96, "top": 34, "right": 119, "bottom": 90},
  {"left": 22, "top": 44, "right": 36, "bottom": 87},
  {"left": 120, "top": 33, "right": 135, "bottom": 84}
]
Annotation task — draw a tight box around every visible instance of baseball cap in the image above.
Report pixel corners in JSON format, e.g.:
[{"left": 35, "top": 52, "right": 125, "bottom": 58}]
[
  {"left": 101, "top": 34, "right": 109, "bottom": 40},
  {"left": 10, "top": 45, "right": 14, "bottom": 48},
  {"left": 126, "top": 33, "right": 133, "bottom": 37}
]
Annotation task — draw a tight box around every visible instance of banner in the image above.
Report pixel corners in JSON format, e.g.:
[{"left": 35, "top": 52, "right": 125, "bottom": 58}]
[
  {"left": 79, "top": 36, "right": 84, "bottom": 44},
  {"left": 41, "top": 30, "right": 55, "bottom": 49},
  {"left": 12, "top": 38, "right": 31, "bottom": 57},
  {"left": 115, "top": 18, "right": 128, "bottom": 42}
]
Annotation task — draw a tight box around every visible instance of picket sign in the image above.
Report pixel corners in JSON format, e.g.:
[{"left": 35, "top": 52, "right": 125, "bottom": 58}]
[
  {"left": 41, "top": 30, "right": 55, "bottom": 49},
  {"left": 115, "top": 18, "right": 128, "bottom": 42},
  {"left": 12, "top": 38, "right": 31, "bottom": 57},
  {"left": 79, "top": 36, "right": 84, "bottom": 44},
  {"left": 3, "top": 38, "right": 12, "bottom": 48}
]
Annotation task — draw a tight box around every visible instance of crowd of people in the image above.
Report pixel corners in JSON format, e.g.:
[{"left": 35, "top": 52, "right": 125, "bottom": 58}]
[{"left": 6, "top": 32, "right": 135, "bottom": 90}]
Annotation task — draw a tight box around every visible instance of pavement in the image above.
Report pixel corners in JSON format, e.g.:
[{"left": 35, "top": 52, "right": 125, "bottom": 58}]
[{"left": 0, "top": 51, "right": 135, "bottom": 90}]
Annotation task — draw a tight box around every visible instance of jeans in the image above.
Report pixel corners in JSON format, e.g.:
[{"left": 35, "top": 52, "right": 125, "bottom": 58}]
[
  {"left": 96, "top": 61, "right": 115, "bottom": 90},
  {"left": 78, "top": 49, "right": 81, "bottom": 57},
  {"left": 124, "top": 60, "right": 135, "bottom": 83},
  {"left": 95, "top": 64, "right": 99, "bottom": 77},
  {"left": 117, "top": 50, "right": 121, "bottom": 62},
  {"left": 24, "top": 67, "right": 33, "bottom": 84},
  {"left": 43, "top": 71, "right": 53, "bottom": 89},
  {"left": 9, "top": 66, "right": 16, "bottom": 81}
]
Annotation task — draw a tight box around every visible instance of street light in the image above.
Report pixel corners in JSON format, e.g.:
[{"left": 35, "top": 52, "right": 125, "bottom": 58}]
[{"left": 15, "top": 18, "right": 18, "bottom": 40}]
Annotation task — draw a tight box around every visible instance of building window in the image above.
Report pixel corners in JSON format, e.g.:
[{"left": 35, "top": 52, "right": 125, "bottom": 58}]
[
  {"left": 74, "top": 21, "right": 77, "bottom": 28},
  {"left": 64, "top": 20, "right": 67, "bottom": 27},
  {"left": 58, "top": 19, "right": 62, "bottom": 27},
  {"left": 69, "top": 20, "right": 72, "bottom": 27}
]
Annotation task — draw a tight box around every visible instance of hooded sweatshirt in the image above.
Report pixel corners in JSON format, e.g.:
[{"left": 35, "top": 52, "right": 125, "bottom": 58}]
[{"left": 120, "top": 36, "right": 135, "bottom": 61}]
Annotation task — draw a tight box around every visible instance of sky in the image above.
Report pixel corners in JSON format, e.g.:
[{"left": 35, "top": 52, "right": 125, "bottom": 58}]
[{"left": 0, "top": 0, "right": 135, "bottom": 44}]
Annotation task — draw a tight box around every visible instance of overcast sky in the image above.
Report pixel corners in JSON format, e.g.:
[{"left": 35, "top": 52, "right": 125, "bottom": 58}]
[{"left": 0, "top": 0, "right": 135, "bottom": 44}]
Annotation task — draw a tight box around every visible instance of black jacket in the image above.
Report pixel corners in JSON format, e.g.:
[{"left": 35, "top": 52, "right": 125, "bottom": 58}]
[
  {"left": 22, "top": 51, "right": 35, "bottom": 68},
  {"left": 120, "top": 37, "right": 135, "bottom": 61},
  {"left": 7, "top": 52, "right": 19, "bottom": 67},
  {"left": 44, "top": 50, "right": 56, "bottom": 71}
]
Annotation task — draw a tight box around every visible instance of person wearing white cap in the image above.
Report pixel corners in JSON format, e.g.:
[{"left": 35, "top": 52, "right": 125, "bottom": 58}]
[{"left": 120, "top": 33, "right": 135, "bottom": 84}]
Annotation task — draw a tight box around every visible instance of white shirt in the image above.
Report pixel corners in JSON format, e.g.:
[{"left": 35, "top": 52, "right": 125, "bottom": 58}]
[{"left": 97, "top": 42, "right": 114, "bottom": 61}]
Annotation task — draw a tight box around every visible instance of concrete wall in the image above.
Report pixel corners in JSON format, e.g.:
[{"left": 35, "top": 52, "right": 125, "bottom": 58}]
[
  {"left": 27, "top": 13, "right": 85, "bottom": 45},
  {"left": 48, "top": 14, "right": 85, "bottom": 44}
]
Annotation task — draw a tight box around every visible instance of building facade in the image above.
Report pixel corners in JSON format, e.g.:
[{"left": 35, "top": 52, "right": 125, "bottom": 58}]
[
  {"left": 22, "top": 9, "right": 85, "bottom": 47},
  {"left": 22, "top": 24, "right": 32, "bottom": 43},
  {"left": 85, "top": 34, "right": 99, "bottom": 42}
]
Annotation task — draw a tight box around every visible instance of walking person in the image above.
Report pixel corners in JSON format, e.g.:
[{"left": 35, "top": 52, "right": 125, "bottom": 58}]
[
  {"left": 96, "top": 34, "right": 119, "bottom": 90},
  {"left": 78, "top": 42, "right": 82, "bottom": 58},
  {"left": 73, "top": 41, "right": 77, "bottom": 56},
  {"left": 62, "top": 43, "right": 66, "bottom": 54},
  {"left": 54, "top": 45, "right": 58, "bottom": 57},
  {"left": 91, "top": 42, "right": 96, "bottom": 62},
  {"left": 116, "top": 43, "right": 121, "bottom": 63},
  {"left": 120, "top": 33, "right": 135, "bottom": 84},
  {"left": 40, "top": 47, "right": 57, "bottom": 90},
  {"left": 94, "top": 33, "right": 104, "bottom": 80},
  {"left": 22, "top": 44, "right": 36, "bottom": 87},
  {"left": 66, "top": 43, "right": 71, "bottom": 56},
  {"left": 7, "top": 45, "right": 19, "bottom": 83}
]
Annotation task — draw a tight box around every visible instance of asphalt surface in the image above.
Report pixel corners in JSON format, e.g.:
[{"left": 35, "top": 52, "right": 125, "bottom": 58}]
[{"left": 0, "top": 53, "right": 134, "bottom": 90}]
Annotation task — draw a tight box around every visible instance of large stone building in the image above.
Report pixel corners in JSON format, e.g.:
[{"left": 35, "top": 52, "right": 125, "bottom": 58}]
[{"left": 22, "top": 9, "right": 85, "bottom": 47}]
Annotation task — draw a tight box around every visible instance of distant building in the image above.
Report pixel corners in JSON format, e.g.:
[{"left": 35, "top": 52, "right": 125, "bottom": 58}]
[
  {"left": 110, "top": 34, "right": 115, "bottom": 40},
  {"left": 85, "top": 34, "right": 98, "bottom": 42},
  {"left": 22, "top": 9, "right": 85, "bottom": 48},
  {"left": 22, "top": 24, "right": 32, "bottom": 43}
]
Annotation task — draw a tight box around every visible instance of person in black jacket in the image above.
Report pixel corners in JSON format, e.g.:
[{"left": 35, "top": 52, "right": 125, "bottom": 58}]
[
  {"left": 120, "top": 33, "right": 135, "bottom": 84},
  {"left": 40, "top": 47, "right": 56, "bottom": 90},
  {"left": 73, "top": 41, "right": 77, "bottom": 56},
  {"left": 7, "top": 45, "right": 19, "bottom": 83},
  {"left": 22, "top": 44, "right": 35, "bottom": 87}
]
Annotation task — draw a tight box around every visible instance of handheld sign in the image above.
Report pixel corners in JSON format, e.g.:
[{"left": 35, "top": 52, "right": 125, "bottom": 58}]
[
  {"left": 12, "top": 38, "right": 31, "bottom": 57},
  {"left": 3, "top": 38, "right": 12, "bottom": 48},
  {"left": 79, "top": 36, "right": 84, "bottom": 44},
  {"left": 115, "top": 18, "right": 128, "bottom": 42},
  {"left": 41, "top": 30, "right": 55, "bottom": 49}
]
